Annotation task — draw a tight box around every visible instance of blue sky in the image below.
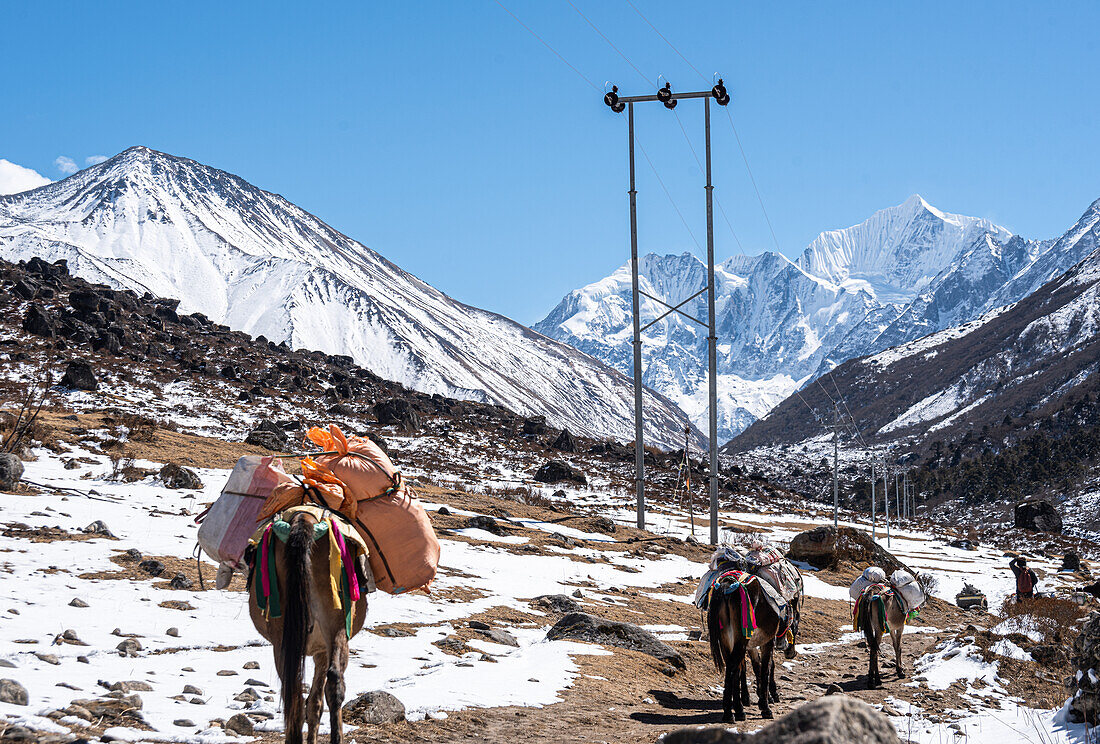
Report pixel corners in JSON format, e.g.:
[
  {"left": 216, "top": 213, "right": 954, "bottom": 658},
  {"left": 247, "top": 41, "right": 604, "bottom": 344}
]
[{"left": 3, "top": 2, "right": 1099, "bottom": 324}]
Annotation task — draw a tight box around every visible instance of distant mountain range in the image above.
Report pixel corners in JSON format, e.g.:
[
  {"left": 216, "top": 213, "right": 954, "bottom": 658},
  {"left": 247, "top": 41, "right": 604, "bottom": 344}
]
[
  {"left": 536, "top": 195, "right": 1096, "bottom": 443},
  {"left": 728, "top": 197, "right": 1100, "bottom": 454},
  {"left": 0, "top": 146, "right": 699, "bottom": 449}
]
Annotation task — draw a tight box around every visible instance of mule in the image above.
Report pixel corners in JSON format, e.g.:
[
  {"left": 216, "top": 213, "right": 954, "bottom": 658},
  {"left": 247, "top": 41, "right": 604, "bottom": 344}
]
[
  {"left": 249, "top": 509, "right": 368, "bottom": 744},
  {"left": 855, "top": 585, "right": 908, "bottom": 689},
  {"left": 706, "top": 571, "right": 784, "bottom": 721}
]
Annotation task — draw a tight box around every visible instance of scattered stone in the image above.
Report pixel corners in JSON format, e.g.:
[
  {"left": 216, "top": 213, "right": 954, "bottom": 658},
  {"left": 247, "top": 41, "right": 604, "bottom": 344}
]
[
  {"left": 77, "top": 656, "right": 89, "bottom": 664},
  {"left": 69, "top": 598, "right": 89, "bottom": 608},
  {"left": 166, "top": 627, "right": 180, "bottom": 638},
  {"left": 825, "top": 683, "right": 844, "bottom": 695},
  {"left": 168, "top": 572, "right": 194, "bottom": 590},
  {"left": 64, "top": 704, "right": 93, "bottom": 721},
  {"left": 1061, "top": 549, "right": 1081, "bottom": 572},
  {"left": 60, "top": 360, "right": 98, "bottom": 391},
  {"left": 591, "top": 516, "right": 616, "bottom": 534},
  {"left": 244, "top": 678, "right": 267, "bottom": 687},
  {"left": 216, "top": 669, "right": 237, "bottom": 676},
  {"left": 1014, "top": 499, "right": 1062, "bottom": 534},
  {"left": 469, "top": 620, "right": 491, "bottom": 631},
  {"left": 546, "top": 612, "right": 683, "bottom": 669},
  {"left": 183, "top": 685, "right": 203, "bottom": 695},
  {"left": 138, "top": 559, "right": 166, "bottom": 576},
  {"left": 0, "top": 453, "right": 24, "bottom": 491},
  {"left": 343, "top": 690, "right": 407, "bottom": 725},
  {"left": 379, "top": 628, "right": 412, "bottom": 638},
  {"left": 34, "top": 653, "right": 61, "bottom": 665},
  {"left": 110, "top": 681, "right": 153, "bottom": 692},
  {"left": 475, "top": 628, "right": 520, "bottom": 647},
  {"left": 22, "top": 304, "right": 57, "bottom": 337},
  {"left": 533, "top": 459, "right": 587, "bottom": 486},
  {"left": 245, "top": 428, "right": 286, "bottom": 451},
  {"left": 116, "top": 638, "right": 142, "bottom": 657},
  {"left": 159, "top": 462, "right": 204, "bottom": 490},
  {"left": 173, "top": 719, "right": 195, "bottom": 727},
  {"left": 550, "top": 428, "right": 576, "bottom": 452},
  {"left": 465, "top": 514, "right": 503, "bottom": 535},
  {"left": 373, "top": 399, "right": 420, "bottom": 432},
  {"left": 243, "top": 660, "right": 260, "bottom": 669},
  {"left": 0, "top": 660, "right": 15, "bottom": 668},
  {"left": 83, "top": 519, "right": 115, "bottom": 537},
  {"left": 122, "top": 548, "right": 143, "bottom": 562},
  {"left": 225, "top": 713, "right": 255, "bottom": 736},
  {"left": 521, "top": 416, "right": 548, "bottom": 437},
  {"left": 0, "top": 678, "right": 29, "bottom": 706},
  {"left": 662, "top": 695, "right": 900, "bottom": 743},
  {"left": 436, "top": 506, "right": 451, "bottom": 516}
]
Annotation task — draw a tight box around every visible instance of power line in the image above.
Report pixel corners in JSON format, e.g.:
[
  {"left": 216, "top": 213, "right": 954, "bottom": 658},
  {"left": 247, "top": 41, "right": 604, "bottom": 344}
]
[
  {"left": 723, "top": 107, "right": 783, "bottom": 256},
  {"left": 566, "top": 0, "right": 651, "bottom": 87},
  {"left": 492, "top": 0, "right": 599, "bottom": 91},
  {"left": 638, "top": 142, "right": 702, "bottom": 251},
  {"left": 672, "top": 109, "right": 746, "bottom": 254},
  {"left": 623, "top": 0, "right": 709, "bottom": 84}
]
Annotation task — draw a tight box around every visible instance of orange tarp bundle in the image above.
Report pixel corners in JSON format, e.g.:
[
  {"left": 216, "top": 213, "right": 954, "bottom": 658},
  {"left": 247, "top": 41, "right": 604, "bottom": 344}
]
[{"left": 258, "top": 424, "right": 440, "bottom": 595}]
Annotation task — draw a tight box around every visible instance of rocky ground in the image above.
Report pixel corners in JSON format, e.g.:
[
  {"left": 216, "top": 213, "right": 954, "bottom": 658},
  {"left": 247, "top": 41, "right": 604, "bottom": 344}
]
[{"left": 1, "top": 257, "right": 1097, "bottom": 744}]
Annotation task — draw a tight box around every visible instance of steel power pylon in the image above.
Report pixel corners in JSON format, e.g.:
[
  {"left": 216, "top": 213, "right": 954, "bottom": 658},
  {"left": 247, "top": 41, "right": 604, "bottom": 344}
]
[{"left": 604, "top": 80, "right": 730, "bottom": 544}]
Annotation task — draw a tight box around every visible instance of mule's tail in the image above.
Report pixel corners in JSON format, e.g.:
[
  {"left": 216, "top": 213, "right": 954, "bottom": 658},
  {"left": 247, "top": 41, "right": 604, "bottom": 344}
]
[
  {"left": 707, "top": 586, "right": 741, "bottom": 671},
  {"left": 857, "top": 592, "right": 884, "bottom": 642},
  {"left": 280, "top": 513, "right": 314, "bottom": 732}
]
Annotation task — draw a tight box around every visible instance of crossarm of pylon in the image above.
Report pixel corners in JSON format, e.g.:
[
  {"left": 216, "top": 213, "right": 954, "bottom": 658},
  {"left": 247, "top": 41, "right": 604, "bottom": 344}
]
[{"left": 638, "top": 287, "right": 709, "bottom": 332}]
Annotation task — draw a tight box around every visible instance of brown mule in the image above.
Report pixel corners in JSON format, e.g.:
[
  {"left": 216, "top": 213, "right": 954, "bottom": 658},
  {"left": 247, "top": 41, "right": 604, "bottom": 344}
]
[
  {"left": 249, "top": 510, "right": 368, "bottom": 744},
  {"left": 856, "top": 586, "right": 908, "bottom": 689},
  {"left": 706, "top": 572, "right": 783, "bottom": 721}
]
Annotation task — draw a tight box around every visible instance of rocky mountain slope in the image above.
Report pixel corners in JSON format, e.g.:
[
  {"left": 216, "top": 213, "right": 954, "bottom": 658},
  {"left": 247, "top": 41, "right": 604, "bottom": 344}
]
[
  {"left": 0, "top": 147, "right": 697, "bottom": 449},
  {"left": 728, "top": 200, "right": 1100, "bottom": 537},
  {"left": 537, "top": 196, "right": 1094, "bottom": 443}
]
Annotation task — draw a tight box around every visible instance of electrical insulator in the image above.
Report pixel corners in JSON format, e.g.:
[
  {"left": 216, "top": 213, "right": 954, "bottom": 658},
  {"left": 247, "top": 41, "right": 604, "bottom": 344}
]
[
  {"left": 712, "top": 79, "right": 730, "bottom": 106},
  {"left": 603, "top": 85, "right": 625, "bottom": 113},
  {"left": 657, "top": 82, "right": 677, "bottom": 110}
]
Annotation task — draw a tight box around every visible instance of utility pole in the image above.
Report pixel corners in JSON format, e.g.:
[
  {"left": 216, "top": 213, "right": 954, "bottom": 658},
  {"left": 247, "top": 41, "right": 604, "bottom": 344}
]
[
  {"left": 884, "top": 466, "right": 891, "bottom": 548},
  {"left": 685, "top": 426, "right": 695, "bottom": 537},
  {"left": 895, "top": 472, "right": 901, "bottom": 526},
  {"left": 870, "top": 460, "right": 876, "bottom": 541},
  {"left": 603, "top": 80, "right": 730, "bottom": 543},
  {"left": 828, "top": 404, "right": 841, "bottom": 528}
]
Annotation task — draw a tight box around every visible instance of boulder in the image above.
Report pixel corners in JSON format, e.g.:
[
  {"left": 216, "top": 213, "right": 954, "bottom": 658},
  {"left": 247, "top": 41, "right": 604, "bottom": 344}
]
[
  {"left": 68, "top": 289, "right": 103, "bottom": 315},
  {"left": 1062, "top": 550, "right": 1081, "bottom": 572},
  {"left": 1014, "top": 499, "right": 1062, "bottom": 534},
  {"left": 343, "top": 690, "right": 407, "bottom": 725},
  {"left": 546, "top": 612, "right": 683, "bottom": 669},
  {"left": 225, "top": 713, "right": 254, "bottom": 736},
  {"left": 787, "top": 525, "right": 913, "bottom": 574},
  {"left": 465, "top": 515, "right": 503, "bottom": 535},
  {"left": 550, "top": 429, "right": 577, "bottom": 453},
  {"left": 662, "top": 695, "right": 899, "bottom": 743},
  {"left": 245, "top": 422, "right": 287, "bottom": 451},
  {"left": 159, "top": 463, "right": 203, "bottom": 490},
  {"left": 22, "top": 304, "right": 56, "bottom": 337},
  {"left": 534, "top": 460, "right": 587, "bottom": 486},
  {"left": 521, "top": 416, "right": 549, "bottom": 437},
  {"left": 60, "top": 360, "right": 98, "bottom": 391},
  {"left": 373, "top": 399, "right": 420, "bottom": 432},
  {"left": 0, "top": 678, "right": 28, "bottom": 706},
  {"left": 0, "top": 453, "right": 24, "bottom": 491},
  {"left": 531, "top": 594, "right": 583, "bottom": 615}
]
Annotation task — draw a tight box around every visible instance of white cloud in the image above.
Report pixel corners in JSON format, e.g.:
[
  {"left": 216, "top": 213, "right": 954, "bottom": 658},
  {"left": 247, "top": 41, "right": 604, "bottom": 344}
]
[
  {"left": 85, "top": 155, "right": 109, "bottom": 166},
  {"left": 54, "top": 156, "right": 78, "bottom": 174},
  {"left": 0, "top": 159, "right": 52, "bottom": 195}
]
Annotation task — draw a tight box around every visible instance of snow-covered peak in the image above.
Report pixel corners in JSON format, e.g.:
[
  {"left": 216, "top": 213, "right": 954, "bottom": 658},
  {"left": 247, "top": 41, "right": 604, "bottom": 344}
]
[
  {"left": 0, "top": 147, "right": 700, "bottom": 449},
  {"left": 796, "top": 195, "right": 1012, "bottom": 302}
]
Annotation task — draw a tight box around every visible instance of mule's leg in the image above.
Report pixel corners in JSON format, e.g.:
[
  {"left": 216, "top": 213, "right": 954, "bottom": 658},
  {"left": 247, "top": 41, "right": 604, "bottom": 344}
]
[
  {"left": 721, "top": 646, "right": 736, "bottom": 723},
  {"left": 866, "top": 631, "right": 881, "bottom": 689},
  {"left": 305, "top": 655, "right": 327, "bottom": 744},
  {"left": 326, "top": 632, "right": 350, "bottom": 744},
  {"left": 768, "top": 655, "right": 780, "bottom": 704},
  {"left": 731, "top": 640, "right": 747, "bottom": 722},
  {"left": 892, "top": 628, "right": 906, "bottom": 678},
  {"left": 743, "top": 653, "right": 756, "bottom": 706},
  {"left": 757, "top": 641, "right": 775, "bottom": 719}
]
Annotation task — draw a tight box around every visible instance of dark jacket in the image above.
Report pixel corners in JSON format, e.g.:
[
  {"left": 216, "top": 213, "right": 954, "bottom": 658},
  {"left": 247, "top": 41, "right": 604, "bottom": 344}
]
[{"left": 1009, "top": 557, "right": 1038, "bottom": 598}]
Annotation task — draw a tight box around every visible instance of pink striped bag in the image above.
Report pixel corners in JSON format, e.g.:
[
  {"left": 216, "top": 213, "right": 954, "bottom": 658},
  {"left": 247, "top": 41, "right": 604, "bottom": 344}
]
[{"left": 197, "top": 456, "right": 290, "bottom": 573}]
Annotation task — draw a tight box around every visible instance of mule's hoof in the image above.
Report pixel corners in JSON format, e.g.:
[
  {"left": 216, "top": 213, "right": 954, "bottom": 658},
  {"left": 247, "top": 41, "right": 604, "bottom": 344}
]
[
  {"left": 897, "top": 669, "right": 907, "bottom": 678},
  {"left": 722, "top": 714, "right": 733, "bottom": 723},
  {"left": 735, "top": 712, "right": 746, "bottom": 722},
  {"left": 784, "top": 645, "right": 798, "bottom": 659},
  {"left": 761, "top": 709, "right": 774, "bottom": 719}
]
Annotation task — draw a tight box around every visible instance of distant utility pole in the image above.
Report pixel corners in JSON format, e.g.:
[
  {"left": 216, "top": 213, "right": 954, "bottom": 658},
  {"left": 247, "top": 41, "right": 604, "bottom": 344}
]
[
  {"left": 870, "top": 460, "right": 876, "bottom": 541},
  {"left": 895, "top": 472, "right": 901, "bottom": 526},
  {"left": 603, "top": 80, "right": 731, "bottom": 543},
  {"left": 829, "top": 404, "right": 842, "bottom": 528},
  {"left": 884, "top": 467, "right": 891, "bottom": 548}
]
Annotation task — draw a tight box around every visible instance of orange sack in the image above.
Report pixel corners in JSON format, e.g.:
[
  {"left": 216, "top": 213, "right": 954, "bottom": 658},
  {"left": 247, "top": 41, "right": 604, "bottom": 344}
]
[{"left": 302, "top": 424, "right": 440, "bottom": 595}]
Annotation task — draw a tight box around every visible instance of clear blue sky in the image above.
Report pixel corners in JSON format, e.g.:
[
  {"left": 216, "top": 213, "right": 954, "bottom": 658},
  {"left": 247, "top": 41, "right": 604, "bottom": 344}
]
[{"left": 3, "top": 2, "right": 1098, "bottom": 324}]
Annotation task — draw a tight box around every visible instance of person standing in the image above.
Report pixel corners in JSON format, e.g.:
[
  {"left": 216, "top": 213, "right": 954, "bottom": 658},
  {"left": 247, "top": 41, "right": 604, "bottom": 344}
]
[{"left": 1009, "top": 556, "right": 1038, "bottom": 601}]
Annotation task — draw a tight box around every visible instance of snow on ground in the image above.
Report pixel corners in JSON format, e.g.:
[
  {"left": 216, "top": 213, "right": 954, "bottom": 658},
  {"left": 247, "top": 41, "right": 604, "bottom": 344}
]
[{"left": 0, "top": 446, "right": 688, "bottom": 738}]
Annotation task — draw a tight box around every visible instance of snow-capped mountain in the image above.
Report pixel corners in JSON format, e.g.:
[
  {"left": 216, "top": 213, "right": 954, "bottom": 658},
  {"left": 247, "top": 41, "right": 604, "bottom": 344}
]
[
  {"left": 0, "top": 146, "right": 699, "bottom": 449},
  {"left": 536, "top": 195, "right": 1093, "bottom": 443},
  {"left": 730, "top": 197, "right": 1100, "bottom": 454}
]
